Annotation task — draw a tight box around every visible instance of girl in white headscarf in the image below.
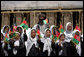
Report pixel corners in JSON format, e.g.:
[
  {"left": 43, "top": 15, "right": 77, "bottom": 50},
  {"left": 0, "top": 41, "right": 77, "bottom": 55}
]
[
  {"left": 41, "top": 28, "right": 52, "bottom": 56},
  {"left": 1, "top": 25, "right": 10, "bottom": 56},
  {"left": 64, "top": 22, "right": 73, "bottom": 42},
  {"left": 50, "top": 25, "right": 58, "bottom": 43},
  {"left": 26, "top": 28, "right": 39, "bottom": 56},
  {"left": 33, "top": 24, "right": 44, "bottom": 38},
  {"left": 54, "top": 33, "right": 66, "bottom": 56},
  {"left": 72, "top": 30, "right": 81, "bottom": 56},
  {"left": 1, "top": 25, "right": 10, "bottom": 40},
  {"left": 16, "top": 26, "right": 26, "bottom": 56}
]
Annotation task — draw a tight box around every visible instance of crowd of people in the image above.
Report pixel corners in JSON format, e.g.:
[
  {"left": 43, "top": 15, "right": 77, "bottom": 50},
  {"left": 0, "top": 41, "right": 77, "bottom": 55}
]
[{"left": 1, "top": 13, "right": 83, "bottom": 56}]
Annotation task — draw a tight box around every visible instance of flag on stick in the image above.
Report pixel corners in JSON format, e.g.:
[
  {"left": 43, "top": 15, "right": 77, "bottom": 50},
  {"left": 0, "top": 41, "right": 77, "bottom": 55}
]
[
  {"left": 72, "top": 34, "right": 80, "bottom": 45},
  {"left": 75, "top": 26, "right": 81, "bottom": 32},
  {"left": 20, "top": 19, "right": 28, "bottom": 30},
  {"left": 43, "top": 19, "right": 48, "bottom": 24},
  {"left": 59, "top": 25, "right": 64, "bottom": 33}
]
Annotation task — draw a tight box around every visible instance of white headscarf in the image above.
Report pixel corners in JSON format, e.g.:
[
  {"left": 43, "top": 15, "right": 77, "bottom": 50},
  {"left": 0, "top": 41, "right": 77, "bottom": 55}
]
[
  {"left": 33, "top": 24, "right": 44, "bottom": 38},
  {"left": 33, "top": 24, "right": 39, "bottom": 29},
  {"left": 17, "top": 25, "right": 24, "bottom": 38},
  {"left": 72, "top": 30, "right": 81, "bottom": 56},
  {"left": 41, "top": 28, "right": 52, "bottom": 56},
  {"left": 64, "top": 22, "right": 73, "bottom": 42},
  {"left": 1, "top": 25, "right": 10, "bottom": 40},
  {"left": 26, "top": 28, "right": 38, "bottom": 56},
  {"left": 1, "top": 25, "right": 10, "bottom": 33}
]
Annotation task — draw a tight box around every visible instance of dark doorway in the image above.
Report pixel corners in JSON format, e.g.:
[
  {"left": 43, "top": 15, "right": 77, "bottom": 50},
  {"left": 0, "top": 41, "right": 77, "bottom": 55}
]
[
  {"left": 10, "top": 13, "right": 14, "bottom": 31},
  {"left": 72, "top": 12, "right": 79, "bottom": 29},
  {"left": 57, "top": 12, "right": 62, "bottom": 28}
]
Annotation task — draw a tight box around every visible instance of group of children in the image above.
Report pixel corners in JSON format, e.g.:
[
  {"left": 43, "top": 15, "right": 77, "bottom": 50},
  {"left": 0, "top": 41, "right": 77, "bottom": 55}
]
[
  {"left": 1, "top": 21, "right": 83, "bottom": 56},
  {"left": 0, "top": 13, "right": 83, "bottom": 56}
]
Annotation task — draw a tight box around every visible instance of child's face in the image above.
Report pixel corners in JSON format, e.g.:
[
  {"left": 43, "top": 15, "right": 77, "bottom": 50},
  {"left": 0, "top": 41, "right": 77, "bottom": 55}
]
[
  {"left": 46, "top": 30, "right": 51, "bottom": 37},
  {"left": 17, "top": 28, "right": 22, "bottom": 33},
  {"left": 31, "top": 30, "right": 36, "bottom": 39},
  {"left": 60, "top": 34, "right": 65, "bottom": 41},
  {"left": 67, "top": 25, "right": 72, "bottom": 31},
  {"left": 5, "top": 27, "right": 9, "bottom": 32},
  {"left": 15, "top": 34, "right": 20, "bottom": 40}
]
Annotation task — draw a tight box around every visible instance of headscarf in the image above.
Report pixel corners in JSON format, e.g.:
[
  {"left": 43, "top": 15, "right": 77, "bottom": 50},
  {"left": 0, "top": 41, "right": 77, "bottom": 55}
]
[
  {"left": 41, "top": 28, "right": 52, "bottom": 56},
  {"left": 33, "top": 24, "right": 44, "bottom": 38},
  {"left": 1, "top": 25, "right": 10, "bottom": 41},
  {"left": 26, "top": 28, "right": 38, "bottom": 56},
  {"left": 1, "top": 25, "right": 10, "bottom": 35},
  {"left": 17, "top": 25, "right": 24, "bottom": 38},
  {"left": 64, "top": 22, "right": 73, "bottom": 42},
  {"left": 16, "top": 25, "right": 25, "bottom": 49}
]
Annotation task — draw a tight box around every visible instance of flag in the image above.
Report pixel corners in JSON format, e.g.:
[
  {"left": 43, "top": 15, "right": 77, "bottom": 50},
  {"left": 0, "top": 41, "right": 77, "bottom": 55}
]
[
  {"left": 52, "top": 35, "right": 58, "bottom": 41},
  {"left": 4, "top": 33, "right": 9, "bottom": 43},
  {"left": 37, "top": 30, "right": 40, "bottom": 35},
  {"left": 72, "top": 34, "right": 80, "bottom": 45},
  {"left": 9, "top": 32, "right": 16, "bottom": 39},
  {"left": 20, "top": 20, "right": 28, "bottom": 30},
  {"left": 13, "top": 24, "right": 17, "bottom": 32},
  {"left": 59, "top": 25, "right": 64, "bottom": 33},
  {"left": 52, "top": 27, "right": 60, "bottom": 41},
  {"left": 43, "top": 19, "right": 48, "bottom": 24},
  {"left": 37, "top": 30, "right": 42, "bottom": 38},
  {"left": 56, "top": 30, "right": 60, "bottom": 38},
  {"left": 75, "top": 26, "right": 81, "bottom": 32}
]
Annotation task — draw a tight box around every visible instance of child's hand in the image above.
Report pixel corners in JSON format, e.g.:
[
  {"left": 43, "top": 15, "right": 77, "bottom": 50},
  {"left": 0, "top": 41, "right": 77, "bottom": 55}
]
[
  {"left": 52, "top": 38, "right": 55, "bottom": 43},
  {"left": 59, "top": 40, "right": 62, "bottom": 46}
]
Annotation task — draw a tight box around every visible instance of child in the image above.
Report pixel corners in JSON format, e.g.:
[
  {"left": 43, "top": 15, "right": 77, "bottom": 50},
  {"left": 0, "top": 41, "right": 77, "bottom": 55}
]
[
  {"left": 26, "top": 29, "right": 39, "bottom": 56},
  {"left": 1, "top": 25, "right": 10, "bottom": 37},
  {"left": 41, "top": 28, "right": 52, "bottom": 56},
  {"left": 72, "top": 30, "right": 82, "bottom": 56},
  {"left": 52, "top": 33, "right": 66, "bottom": 56},
  {"left": 12, "top": 32, "right": 21, "bottom": 56},
  {"left": 64, "top": 22, "right": 73, "bottom": 43}
]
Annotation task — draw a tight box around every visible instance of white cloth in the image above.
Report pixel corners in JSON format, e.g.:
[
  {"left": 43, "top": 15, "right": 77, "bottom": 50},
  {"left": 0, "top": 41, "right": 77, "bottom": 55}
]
[
  {"left": 64, "top": 22, "right": 73, "bottom": 42},
  {"left": 13, "top": 48, "right": 17, "bottom": 55},
  {"left": 33, "top": 24, "right": 44, "bottom": 38},
  {"left": 42, "top": 37, "right": 52, "bottom": 56},
  {"left": 17, "top": 26, "right": 25, "bottom": 46},
  {"left": 14, "top": 40, "right": 20, "bottom": 46},
  {"left": 76, "top": 42, "right": 81, "bottom": 56},
  {"left": 26, "top": 28, "right": 38, "bottom": 56},
  {"left": 41, "top": 28, "right": 52, "bottom": 56}
]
